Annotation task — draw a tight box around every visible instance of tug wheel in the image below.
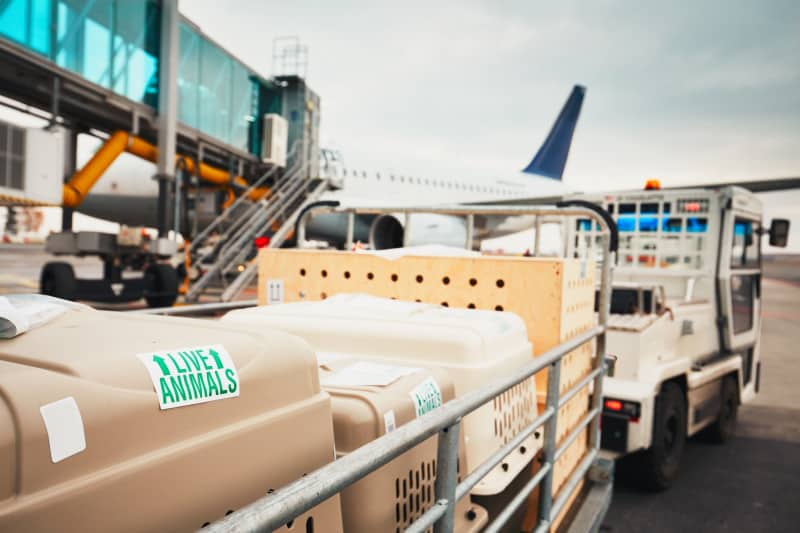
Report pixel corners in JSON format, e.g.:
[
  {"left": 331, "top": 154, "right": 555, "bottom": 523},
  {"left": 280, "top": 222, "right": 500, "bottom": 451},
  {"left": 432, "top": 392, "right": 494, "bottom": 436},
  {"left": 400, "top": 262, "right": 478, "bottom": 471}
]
[
  {"left": 144, "top": 263, "right": 179, "bottom": 308},
  {"left": 704, "top": 376, "right": 739, "bottom": 444},
  {"left": 40, "top": 262, "right": 77, "bottom": 301},
  {"left": 639, "top": 381, "right": 686, "bottom": 491}
]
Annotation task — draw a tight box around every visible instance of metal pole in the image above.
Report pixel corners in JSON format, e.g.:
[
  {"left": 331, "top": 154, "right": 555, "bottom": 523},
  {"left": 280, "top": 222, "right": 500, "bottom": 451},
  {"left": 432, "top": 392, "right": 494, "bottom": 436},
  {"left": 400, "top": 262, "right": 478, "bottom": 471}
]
[
  {"left": 465, "top": 214, "right": 474, "bottom": 250},
  {"left": 60, "top": 128, "right": 77, "bottom": 232},
  {"left": 345, "top": 212, "right": 355, "bottom": 250},
  {"left": 403, "top": 213, "right": 411, "bottom": 247},
  {"left": 533, "top": 216, "right": 542, "bottom": 256},
  {"left": 50, "top": 77, "right": 60, "bottom": 127},
  {"left": 155, "top": 0, "right": 179, "bottom": 237},
  {"left": 173, "top": 165, "right": 183, "bottom": 236},
  {"left": 433, "top": 420, "right": 461, "bottom": 533},
  {"left": 588, "top": 233, "right": 613, "bottom": 449},
  {"left": 537, "top": 359, "right": 562, "bottom": 529}
]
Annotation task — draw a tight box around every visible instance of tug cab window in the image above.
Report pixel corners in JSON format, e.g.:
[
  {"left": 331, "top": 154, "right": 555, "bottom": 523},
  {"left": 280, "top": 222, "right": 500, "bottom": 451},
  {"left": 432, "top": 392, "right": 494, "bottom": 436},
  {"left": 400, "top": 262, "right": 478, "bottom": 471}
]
[
  {"left": 729, "top": 218, "right": 760, "bottom": 335},
  {"left": 731, "top": 219, "right": 760, "bottom": 269}
]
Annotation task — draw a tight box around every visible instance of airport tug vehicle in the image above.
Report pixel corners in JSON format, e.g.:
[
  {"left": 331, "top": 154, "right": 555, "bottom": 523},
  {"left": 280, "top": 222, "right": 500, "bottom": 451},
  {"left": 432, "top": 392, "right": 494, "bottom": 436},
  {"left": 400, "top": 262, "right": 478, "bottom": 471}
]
[{"left": 569, "top": 185, "right": 790, "bottom": 490}]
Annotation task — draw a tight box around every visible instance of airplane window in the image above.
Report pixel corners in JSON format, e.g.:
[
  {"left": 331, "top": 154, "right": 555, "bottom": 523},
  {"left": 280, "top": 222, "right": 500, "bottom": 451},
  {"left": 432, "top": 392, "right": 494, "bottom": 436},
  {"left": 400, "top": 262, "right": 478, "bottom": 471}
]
[
  {"left": 390, "top": 175, "right": 395, "bottom": 181},
  {"left": 376, "top": 173, "right": 381, "bottom": 180},
  {"left": 343, "top": 169, "right": 348, "bottom": 177},
  {"left": 400, "top": 176, "right": 405, "bottom": 183},
  {"left": 362, "top": 171, "right": 367, "bottom": 178}
]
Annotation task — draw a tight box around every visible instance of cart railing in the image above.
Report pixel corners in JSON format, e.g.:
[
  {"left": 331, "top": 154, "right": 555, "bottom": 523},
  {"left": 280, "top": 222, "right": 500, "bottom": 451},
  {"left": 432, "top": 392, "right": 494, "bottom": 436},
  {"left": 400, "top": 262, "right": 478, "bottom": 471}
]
[{"left": 206, "top": 203, "right": 617, "bottom": 533}]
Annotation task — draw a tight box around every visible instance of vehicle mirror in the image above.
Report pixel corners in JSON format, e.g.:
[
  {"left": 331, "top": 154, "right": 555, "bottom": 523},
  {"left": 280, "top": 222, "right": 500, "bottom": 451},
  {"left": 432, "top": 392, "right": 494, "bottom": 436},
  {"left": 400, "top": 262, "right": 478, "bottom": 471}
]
[{"left": 769, "top": 219, "right": 790, "bottom": 247}]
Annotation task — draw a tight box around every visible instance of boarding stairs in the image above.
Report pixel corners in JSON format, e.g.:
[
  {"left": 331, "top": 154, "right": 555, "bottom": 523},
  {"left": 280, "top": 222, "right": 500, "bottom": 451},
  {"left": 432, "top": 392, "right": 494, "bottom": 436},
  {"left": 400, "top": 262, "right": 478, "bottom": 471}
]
[{"left": 183, "top": 151, "right": 329, "bottom": 303}]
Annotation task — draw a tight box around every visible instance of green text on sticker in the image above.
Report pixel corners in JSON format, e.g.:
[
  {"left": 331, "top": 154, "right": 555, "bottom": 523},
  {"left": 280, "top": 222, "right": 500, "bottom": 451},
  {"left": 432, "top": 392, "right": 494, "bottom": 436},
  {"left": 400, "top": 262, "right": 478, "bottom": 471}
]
[
  {"left": 137, "top": 344, "right": 241, "bottom": 410},
  {"left": 410, "top": 377, "right": 443, "bottom": 417}
]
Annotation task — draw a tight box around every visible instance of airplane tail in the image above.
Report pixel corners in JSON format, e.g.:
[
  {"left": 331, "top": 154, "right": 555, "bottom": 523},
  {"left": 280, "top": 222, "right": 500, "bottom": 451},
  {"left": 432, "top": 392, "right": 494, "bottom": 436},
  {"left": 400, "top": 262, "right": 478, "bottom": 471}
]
[{"left": 522, "top": 85, "right": 586, "bottom": 180}]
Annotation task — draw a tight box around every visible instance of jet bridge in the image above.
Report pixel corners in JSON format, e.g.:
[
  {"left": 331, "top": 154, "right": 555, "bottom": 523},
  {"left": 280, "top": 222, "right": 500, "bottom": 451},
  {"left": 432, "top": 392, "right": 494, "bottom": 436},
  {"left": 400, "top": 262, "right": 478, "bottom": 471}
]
[{"left": 0, "top": 1, "right": 325, "bottom": 307}]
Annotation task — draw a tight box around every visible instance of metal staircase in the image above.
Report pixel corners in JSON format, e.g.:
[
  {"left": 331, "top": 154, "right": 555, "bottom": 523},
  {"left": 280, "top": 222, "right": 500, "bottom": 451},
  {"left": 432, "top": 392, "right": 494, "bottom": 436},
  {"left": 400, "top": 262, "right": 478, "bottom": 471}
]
[{"left": 183, "top": 150, "right": 329, "bottom": 303}]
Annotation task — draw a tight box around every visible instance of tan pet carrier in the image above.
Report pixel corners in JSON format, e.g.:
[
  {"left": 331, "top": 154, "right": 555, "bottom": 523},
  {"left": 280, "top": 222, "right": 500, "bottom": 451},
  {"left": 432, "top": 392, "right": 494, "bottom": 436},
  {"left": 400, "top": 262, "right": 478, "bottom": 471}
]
[
  {"left": 223, "top": 294, "right": 541, "bottom": 497},
  {"left": 317, "top": 355, "right": 488, "bottom": 532},
  {"left": 0, "top": 300, "right": 343, "bottom": 533}
]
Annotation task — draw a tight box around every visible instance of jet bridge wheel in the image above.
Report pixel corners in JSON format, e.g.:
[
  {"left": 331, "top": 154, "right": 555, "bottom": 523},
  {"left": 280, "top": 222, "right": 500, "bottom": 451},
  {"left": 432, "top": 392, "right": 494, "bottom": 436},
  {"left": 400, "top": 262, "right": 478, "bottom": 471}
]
[
  {"left": 703, "top": 375, "right": 739, "bottom": 444},
  {"left": 40, "top": 262, "right": 77, "bottom": 301},
  {"left": 143, "top": 263, "right": 179, "bottom": 308},
  {"left": 639, "top": 381, "right": 686, "bottom": 491}
]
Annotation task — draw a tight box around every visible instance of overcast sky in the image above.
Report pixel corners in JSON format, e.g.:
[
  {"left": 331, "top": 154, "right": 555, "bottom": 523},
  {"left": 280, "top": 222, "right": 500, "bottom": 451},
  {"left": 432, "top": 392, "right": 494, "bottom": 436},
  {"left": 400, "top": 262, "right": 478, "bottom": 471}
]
[{"left": 181, "top": 0, "right": 800, "bottom": 191}]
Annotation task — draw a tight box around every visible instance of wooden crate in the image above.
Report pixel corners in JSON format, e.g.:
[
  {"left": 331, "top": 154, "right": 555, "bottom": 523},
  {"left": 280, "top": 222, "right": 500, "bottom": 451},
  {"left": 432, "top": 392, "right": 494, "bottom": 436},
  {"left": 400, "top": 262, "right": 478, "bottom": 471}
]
[{"left": 258, "top": 248, "right": 597, "bottom": 528}]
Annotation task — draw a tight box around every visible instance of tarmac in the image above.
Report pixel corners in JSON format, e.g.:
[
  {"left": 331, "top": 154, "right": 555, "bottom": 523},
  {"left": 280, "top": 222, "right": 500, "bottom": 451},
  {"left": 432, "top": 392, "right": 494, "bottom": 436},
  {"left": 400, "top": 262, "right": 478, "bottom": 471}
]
[{"left": 1, "top": 245, "right": 799, "bottom": 531}]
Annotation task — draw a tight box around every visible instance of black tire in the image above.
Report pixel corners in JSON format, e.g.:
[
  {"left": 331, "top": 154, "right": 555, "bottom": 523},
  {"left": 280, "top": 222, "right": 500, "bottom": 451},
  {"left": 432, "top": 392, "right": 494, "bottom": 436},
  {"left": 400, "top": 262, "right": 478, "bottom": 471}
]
[
  {"left": 40, "top": 262, "right": 77, "bottom": 300},
  {"left": 144, "top": 263, "right": 178, "bottom": 308},
  {"left": 639, "top": 381, "right": 686, "bottom": 491},
  {"left": 704, "top": 376, "right": 739, "bottom": 444}
]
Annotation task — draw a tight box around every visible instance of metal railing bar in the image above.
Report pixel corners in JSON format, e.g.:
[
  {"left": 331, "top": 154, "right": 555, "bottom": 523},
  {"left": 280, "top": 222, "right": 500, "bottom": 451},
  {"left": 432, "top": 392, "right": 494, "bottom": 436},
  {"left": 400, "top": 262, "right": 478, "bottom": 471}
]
[
  {"left": 536, "top": 358, "right": 561, "bottom": 526},
  {"left": 589, "top": 233, "right": 614, "bottom": 450},
  {"left": 533, "top": 520, "right": 551, "bottom": 533},
  {"left": 455, "top": 406, "right": 554, "bottom": 501},
  {"left": 404, "top": 500, "right": 448, "bottom": 533},
  {"left": 335, "top": 205, "right": 607, "bottom": 218},
  {"left": 483, "top": 462, "right": 552, "bottom": 533},
  {"left": 557, "top": 366, "right": 603, "bottom": 408},
  {"left": 433, "top": 421, "right": 461, "bottom": 533},
  {"left": 548, "top": 448, "right": 599, "bottom": 523},
  {"left": 205, "top": 326, "right": 602, "bottom": 532},
  {"left": 553, "top": 407, "right": 601, "bottom": 463}
]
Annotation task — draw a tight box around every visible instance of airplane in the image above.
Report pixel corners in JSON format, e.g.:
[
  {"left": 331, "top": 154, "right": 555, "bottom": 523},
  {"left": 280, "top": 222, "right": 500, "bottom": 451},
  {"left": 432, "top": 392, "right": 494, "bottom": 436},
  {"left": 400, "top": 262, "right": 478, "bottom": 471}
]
[
  {"left": 77, "top": 85, "right": 587, "bottom": 250},
  {"left": 309, "top": 85, "right": 585, "bottom": 249}
]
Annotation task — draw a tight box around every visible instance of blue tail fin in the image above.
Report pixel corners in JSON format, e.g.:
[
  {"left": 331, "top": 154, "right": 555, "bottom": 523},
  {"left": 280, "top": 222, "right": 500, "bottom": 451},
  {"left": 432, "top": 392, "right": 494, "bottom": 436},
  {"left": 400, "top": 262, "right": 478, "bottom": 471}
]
[{"left": 522, "top": 85, "right": 586, "bottom": 180}]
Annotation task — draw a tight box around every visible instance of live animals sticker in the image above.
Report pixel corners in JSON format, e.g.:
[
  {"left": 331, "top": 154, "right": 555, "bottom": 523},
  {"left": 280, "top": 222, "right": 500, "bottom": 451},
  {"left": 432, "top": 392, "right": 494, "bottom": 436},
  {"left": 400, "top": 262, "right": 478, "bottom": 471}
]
[
  {"left": 266, "top": 279, "right": 284, "bottom": 304},
  {"left": 137, "top": 344, "right": 240, "bottom": 410},
  {"left": 409, "top": 377, "right": 443, "bottom": 417}
]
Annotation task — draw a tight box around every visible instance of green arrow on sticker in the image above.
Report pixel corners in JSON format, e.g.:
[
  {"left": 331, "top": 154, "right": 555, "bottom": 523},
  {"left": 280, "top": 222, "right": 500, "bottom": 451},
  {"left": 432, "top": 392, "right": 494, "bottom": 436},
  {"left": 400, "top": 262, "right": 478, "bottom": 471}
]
[
  {"left": 209, "top": 349, "right": 224, "bottom": 369},
  {"left": 152, "top": 355, "right": 170, "bottom": 376}
]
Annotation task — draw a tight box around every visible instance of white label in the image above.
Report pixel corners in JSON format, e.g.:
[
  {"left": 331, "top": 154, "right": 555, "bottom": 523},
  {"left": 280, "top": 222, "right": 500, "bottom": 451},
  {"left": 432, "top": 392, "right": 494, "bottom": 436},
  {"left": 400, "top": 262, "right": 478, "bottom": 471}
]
[
  {"left": 40, "top": 397, "right": 86, "bottom": 463},
  {"left": 384, "top": 410, "right": 397, "bottom": 434},
  {"left": 321, "top": 361, "right": 420, "bottom": 388},
  {"left": 409, "top": 377, "right": 443, "bottom": 417},
  {"left": 266, "top": 279, "right": 284, "bottom": 305},
  {"left": 136, "top": 344, "right": 240, "bottom": 410},
  {"left": 0, "top": 294, "right": 87, "bottom": 339}
]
